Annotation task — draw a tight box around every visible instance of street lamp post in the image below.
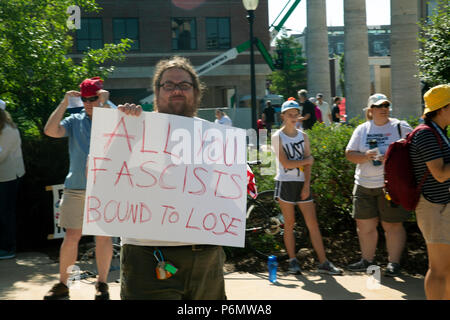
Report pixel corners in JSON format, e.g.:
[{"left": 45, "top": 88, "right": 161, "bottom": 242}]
[{"left": 242, "top": 0, "right": 259, "bottom": 132}]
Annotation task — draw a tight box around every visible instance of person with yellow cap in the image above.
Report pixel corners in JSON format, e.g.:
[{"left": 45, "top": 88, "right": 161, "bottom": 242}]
[{"left": 409, "top": 84, "right": 450, "bottom": 299}]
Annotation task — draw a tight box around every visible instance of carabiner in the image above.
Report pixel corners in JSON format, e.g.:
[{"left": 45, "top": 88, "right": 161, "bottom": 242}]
[{"left": 153, "top": 249, "right": 164, "bottom": 262}]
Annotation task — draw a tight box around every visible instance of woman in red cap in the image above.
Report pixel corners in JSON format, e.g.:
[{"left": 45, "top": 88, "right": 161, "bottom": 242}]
[{"left": 42, "top": 77, "right": 112, "bottom": 300}]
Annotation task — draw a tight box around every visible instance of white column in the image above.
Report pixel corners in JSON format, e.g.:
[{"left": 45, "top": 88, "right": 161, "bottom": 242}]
[
  {"left": 390, "top": 0, "right": 422, "bottom": 119},
  {"left": 306, "top": 0, "right": 331, "bottom": 103},
  {"left": 344, "top": 0, "right": 370, "bottom": 120}
]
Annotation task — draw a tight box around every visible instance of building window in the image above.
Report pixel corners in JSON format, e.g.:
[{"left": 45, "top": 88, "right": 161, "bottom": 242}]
[
  {"left": 373, "top": 41, "right": 388, "bottom": 56},
  {"left": 205, "top": 18, "right": 231, "bottom": 49},
  {"left": 76, "top": 18, "right": 103, "bottom": 51},
  {"left": 336, "top": 42, "right": 344, "bottom": 54},
  {"left": 113, "top": 18, "right": 140, "bottom": 50},
  {"left": 171, "top": 18, "right": 197, "bottom": 50}
]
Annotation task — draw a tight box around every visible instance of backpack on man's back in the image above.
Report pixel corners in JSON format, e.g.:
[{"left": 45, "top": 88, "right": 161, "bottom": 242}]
[{"left": 384, "top": 124, "right": 443, "bottom": 211}]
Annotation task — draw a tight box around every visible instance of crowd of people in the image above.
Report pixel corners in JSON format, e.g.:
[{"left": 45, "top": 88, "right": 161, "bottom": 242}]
[
  {"left": 270, "top": 85, "right": 449, "bottom": 300},
  {"left": 0, "top": 54, "right": 448, "bottom": 300}
]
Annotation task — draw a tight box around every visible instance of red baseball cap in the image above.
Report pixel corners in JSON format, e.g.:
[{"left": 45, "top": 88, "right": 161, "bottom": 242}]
[{"left": 80, "top": 77, "right": 104, "bottom": 97}]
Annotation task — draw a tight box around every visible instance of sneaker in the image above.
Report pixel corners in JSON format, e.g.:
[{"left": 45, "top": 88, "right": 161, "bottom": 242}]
[
  {"left": 95, "top": 281, "right": 110, "bottom": 300},
  {"left": 288, "top": 258, "right": 302, "bottom": 274},
  {"left": 384, "top": 262, "right": 401, "bottom": 277},
  {"left": 347, "top": 259, "right": 376, "bottom": 272},
  {"left": 44, "top": 282, "right": 69, "bottom": 300},
  {"left": 318, "top": 260, "right": 343, "bottom": 275},
  {"left": 0, "top": 250, "right": 16, "bottom": 260}
]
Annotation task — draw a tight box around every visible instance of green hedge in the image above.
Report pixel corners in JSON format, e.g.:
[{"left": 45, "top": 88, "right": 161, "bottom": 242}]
[
  {"left": 250, "top": 117, "right": 421, "bottom": 235},
  {"left": 16, "top": 133, "right": 69, "bottom": 250},
  {"left": 308, "top": 122, "right": 358, "bottom": 232},
  {"left": 250, "top": 122, "right": 358, "bottom": 234}
]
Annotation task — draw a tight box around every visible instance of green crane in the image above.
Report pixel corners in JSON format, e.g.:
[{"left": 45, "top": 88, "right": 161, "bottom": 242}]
[{"left": 140, "top": 0, "right": 302, "bottom": 105}]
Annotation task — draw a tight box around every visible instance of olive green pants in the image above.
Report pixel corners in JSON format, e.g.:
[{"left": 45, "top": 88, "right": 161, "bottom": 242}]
[{"left": 120, "top": 244, "right": 226, "bottom": 300}]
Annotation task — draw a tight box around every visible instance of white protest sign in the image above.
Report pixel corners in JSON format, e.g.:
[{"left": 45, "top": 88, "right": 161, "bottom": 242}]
[
  {"left": 46, "top": 184, "right": 65, "bottom": 240},
  {"left": 82, "top": 108, "right": 247, "bottom": 247}
]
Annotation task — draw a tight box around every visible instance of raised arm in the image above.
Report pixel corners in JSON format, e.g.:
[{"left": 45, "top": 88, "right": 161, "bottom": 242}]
[{"left": 44, "top": 91, "right": 80, "bottom": 138}]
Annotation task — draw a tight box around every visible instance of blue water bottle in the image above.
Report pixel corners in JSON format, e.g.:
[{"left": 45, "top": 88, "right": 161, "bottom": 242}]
[{"left": 268, "top": 255, "right": 278, "bottom": 283}]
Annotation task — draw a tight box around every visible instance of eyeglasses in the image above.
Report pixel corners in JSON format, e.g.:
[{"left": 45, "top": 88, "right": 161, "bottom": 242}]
[
  {"left": 81, "top": 96, "right": 99, "bottom": 102},
  {"left": 159, "top": 81, "right": 193, "bottom": 92},
  {"left": 371, "top": 103, "right": 390, "bottom": 109}
]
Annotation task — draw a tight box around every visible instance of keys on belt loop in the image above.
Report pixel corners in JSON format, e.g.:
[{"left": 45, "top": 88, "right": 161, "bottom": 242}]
[{"left": 153, "top": 248, "right": 178, "bottom": 280}]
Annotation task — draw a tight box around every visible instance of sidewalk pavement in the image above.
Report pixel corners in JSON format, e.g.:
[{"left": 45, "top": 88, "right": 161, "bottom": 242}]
[{"left": 0, "top": 252, "right": 426, "bottom": 300}]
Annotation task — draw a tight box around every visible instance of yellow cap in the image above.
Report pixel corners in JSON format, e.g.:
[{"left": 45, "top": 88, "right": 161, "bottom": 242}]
[{"left": 423, "top": 84, "right": 450, "bottom": 115}]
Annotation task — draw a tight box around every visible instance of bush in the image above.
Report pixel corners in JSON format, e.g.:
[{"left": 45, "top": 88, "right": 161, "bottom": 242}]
[
  {"left": 308, "top": 122, "right": 358, "bottom": 232},
  {"left": 417, "top": 0, "right": 450, "bottom": 87},
  {"left": 249, "top": 122, "right": 360, "bottom": 232}
]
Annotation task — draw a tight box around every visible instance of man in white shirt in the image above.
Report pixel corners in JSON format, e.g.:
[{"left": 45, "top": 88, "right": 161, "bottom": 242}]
[
  {"left": 316, "top": 93, "right": 331, "bottom": 126},
  {"left": 214, "top": 108, "right": 232, "bottom": 126}
]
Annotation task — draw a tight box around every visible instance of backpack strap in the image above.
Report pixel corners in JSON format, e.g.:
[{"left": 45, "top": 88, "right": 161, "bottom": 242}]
[
  {"left": 397, "top": 123, "right": 402, "bottom": 139},
  {"left": 415, "top": 123, "right": 443, "bottom": 148},
  {"left": 411, "top": 124, "right": 444, "bottom": 191}
]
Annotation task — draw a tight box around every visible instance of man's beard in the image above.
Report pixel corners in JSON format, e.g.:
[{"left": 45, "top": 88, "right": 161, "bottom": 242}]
[{"left": 157, "top": 96, "right": 197, "bottom": 117}]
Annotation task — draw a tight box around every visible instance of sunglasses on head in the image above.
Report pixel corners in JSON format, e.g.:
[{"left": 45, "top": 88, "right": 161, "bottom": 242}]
[
  {"left": 81, "top": 96, "right": 99, "bottom": 102},
  {"left": 371, "top": 103, "right": 390, "bottom": 109}
]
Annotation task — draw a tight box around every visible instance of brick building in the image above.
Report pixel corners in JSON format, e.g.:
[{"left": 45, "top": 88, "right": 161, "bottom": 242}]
[{"left": 69, "top": 0, "right": 271, "bottom": 121}]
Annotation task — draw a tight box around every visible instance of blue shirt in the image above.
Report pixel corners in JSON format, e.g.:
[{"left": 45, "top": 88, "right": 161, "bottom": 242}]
[{"left": 61, "top": 110, "right": 91, "bottom": 189}]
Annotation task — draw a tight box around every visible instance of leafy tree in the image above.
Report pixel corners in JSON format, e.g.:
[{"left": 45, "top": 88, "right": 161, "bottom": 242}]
[
  {"left": 0, "top": 0, "right": 133, "bottom": 248},
  {"left": 268, "top": 33, "right": 307, "bottom": 99},
  {"left": 417, "top": 0, "right": 450, "bottom": 87},
  {"left": 0, "top": 0, "right": 132, "bottom": 134}
]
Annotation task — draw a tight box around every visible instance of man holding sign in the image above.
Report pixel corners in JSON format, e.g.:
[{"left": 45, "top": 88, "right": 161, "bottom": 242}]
[
  {"left": 116, "top": 56, "right": 230, "bottom": 300},
  {"left": 43, "top": 77, "right": 113, "bottom": 300}
]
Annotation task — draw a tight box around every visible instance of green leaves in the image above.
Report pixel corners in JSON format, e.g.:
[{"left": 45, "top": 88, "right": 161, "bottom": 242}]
[
  {"left": 308, "top": 122, "right": 358, "bottom": 230},
  {"left": 417, "top": 0, "right": 450, "bottom": 86},
  {"left": 0, "top": 0, "right": 131, "bottom": 135},
  {"left": 268, "top": 32, "right": 307, "bottom": 99}
]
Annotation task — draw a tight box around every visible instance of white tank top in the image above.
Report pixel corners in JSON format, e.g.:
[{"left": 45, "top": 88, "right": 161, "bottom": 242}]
[{"left": 273, "top": 129, "right": 306, "bottom": 182}]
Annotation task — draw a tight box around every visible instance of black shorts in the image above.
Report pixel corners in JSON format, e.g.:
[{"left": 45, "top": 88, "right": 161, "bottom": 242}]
[{"left": 274, "top": 180, "right": 313, "bottom": 204}]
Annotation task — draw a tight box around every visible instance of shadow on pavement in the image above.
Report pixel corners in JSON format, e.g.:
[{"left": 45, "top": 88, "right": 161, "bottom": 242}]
[
  {"left": 378, "top": 274, "right": 425, "bottom": 300},
  {"left": 0, "top": 253, "right": 59, "bottom": 300}
]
